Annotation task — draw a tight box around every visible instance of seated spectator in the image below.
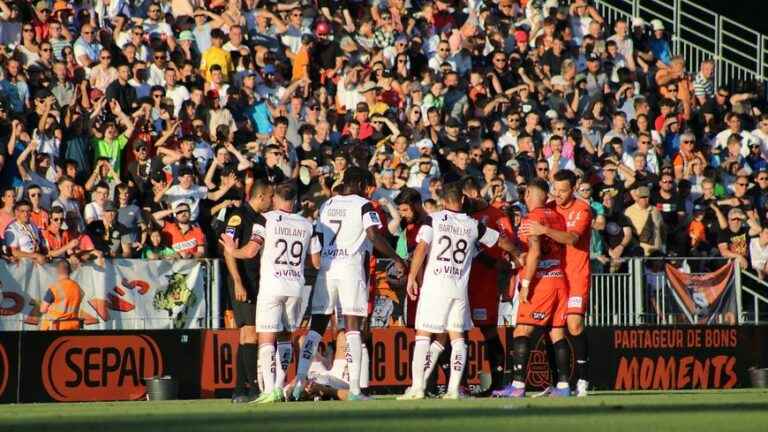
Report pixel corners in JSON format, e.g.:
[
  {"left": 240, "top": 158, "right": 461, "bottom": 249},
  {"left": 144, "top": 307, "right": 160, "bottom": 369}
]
[{"left": 750, "top": 227, "right": 768, "bottom": 278}]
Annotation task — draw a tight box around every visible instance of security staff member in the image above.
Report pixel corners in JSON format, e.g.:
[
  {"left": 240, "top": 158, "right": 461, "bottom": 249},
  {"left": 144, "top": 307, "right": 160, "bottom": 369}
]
[
  {"left": 221, "top": 179, "right": 273, "bottom": 403},
  {"left": 40, "top": 260, "right": 84, "bottom": 330}
]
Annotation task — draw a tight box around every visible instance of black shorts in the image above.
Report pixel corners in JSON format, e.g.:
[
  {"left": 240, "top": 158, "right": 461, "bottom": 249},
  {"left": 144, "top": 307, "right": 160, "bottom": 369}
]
[{"left": 228, "top": 273, "right": 259, "bottom": 327}]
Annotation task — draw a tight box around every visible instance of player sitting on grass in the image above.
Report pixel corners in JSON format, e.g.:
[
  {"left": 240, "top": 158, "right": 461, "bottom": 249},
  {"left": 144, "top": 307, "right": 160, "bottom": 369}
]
[
  {"left": 398, "top": 182, "right": 520, "bottom": 400},
  {"left": 220, "top": 182, "right": 319, "bottom": 404}
]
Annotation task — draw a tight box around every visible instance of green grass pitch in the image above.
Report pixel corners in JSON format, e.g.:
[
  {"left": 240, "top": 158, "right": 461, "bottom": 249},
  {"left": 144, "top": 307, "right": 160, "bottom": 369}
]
[{"left": 1, "top": 390, "right": 767, "bottom": 432}]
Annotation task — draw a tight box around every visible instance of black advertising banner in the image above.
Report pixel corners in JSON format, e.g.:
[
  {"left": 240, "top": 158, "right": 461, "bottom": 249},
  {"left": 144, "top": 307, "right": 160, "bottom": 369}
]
[
  {"left": 588, "top": 326, "right": 754, "bottom": 390},
  {"left": 2, "top": 325, "right": 768, "bottom": 403},
  {"left": 0, "top": 332, "right": 19, "bottom": 403},
  {"left": 17, "top": 331, "right": 202, "bottom": 403}
]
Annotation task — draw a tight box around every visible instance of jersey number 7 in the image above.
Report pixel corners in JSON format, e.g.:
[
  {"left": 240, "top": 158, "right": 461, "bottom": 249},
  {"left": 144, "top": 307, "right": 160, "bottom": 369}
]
[{"left": 329, "top": 219, "right": 343, "bottom": 245}]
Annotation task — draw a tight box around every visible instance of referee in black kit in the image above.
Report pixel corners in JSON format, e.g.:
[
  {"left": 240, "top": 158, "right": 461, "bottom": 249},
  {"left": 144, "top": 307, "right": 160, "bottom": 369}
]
[{"left": 221, "top": 179, "right": 274, "bottom": 403}]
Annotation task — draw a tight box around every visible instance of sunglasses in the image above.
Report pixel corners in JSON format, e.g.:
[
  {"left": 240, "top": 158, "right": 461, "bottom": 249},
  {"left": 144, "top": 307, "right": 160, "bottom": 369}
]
[
  {"left": 41, "top": 47, "right": 51, "bottom": 52},
  {"left": 82, "top": 31, "right": 92, "bottom": 35},
  {"left": 101, "top": 56, "right": 111, "bottom": 60},
  {"left": 23, "top": 28, "right": 33, "bottom": 32},
  {"left": 28, "top": 193, "right": 40, "bottom": 197},
  {"left": 51, "top": 217, "right": 63, "bottom": 222},
  {"left": 537, "top": 167, "right": 549, "bottom": 171}
]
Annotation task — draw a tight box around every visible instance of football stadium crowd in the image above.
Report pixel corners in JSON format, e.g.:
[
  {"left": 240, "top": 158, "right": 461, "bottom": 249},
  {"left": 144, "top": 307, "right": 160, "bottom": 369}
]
[{"left": 1, "top": 0, "right": 768, "bottom": 298}]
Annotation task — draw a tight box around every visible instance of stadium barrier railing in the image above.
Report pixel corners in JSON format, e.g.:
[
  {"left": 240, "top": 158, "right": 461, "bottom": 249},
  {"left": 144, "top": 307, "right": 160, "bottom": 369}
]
[{"left": 593, "top": 0, "right": 768, "bottom": 86}]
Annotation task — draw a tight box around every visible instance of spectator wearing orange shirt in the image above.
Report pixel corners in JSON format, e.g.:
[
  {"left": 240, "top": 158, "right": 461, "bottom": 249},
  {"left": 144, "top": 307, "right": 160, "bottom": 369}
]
[
  {"left": 153, "top": 201, "right": 206, "bottom": 258},
  {"left": 26, "top": 185, "right": 49, "bottom": 230}
]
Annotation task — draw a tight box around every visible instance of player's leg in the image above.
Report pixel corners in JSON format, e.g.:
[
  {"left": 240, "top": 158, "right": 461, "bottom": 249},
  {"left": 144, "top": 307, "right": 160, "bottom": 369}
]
[
  {"left": 424, "top": 334, "right": 447, "bottom": 389},
  {"left": 293, "top": 274, "right": 335, "bottom": 400},
  {"left": 338, "top": 278, "right": 369, "bottom": 399},
  {"left": 255, "top": 331, "right": 277, "bottom": 402},
  {"left": 568, "top": 312, "right": 589, "bottom": 396},
  {"left": 442, "top": 298, "right": 470, "bottom": 399},
  {"left": 402, "top": 289, "right": 449, "bottom": 400},
  {"left": 253, "top": 295, "right": 285, "bottom": 404},
  {"left": 360, "top": 319, "right": 371, "bottom": 392},
  {"left": 550, "top": 284, "right": 573, "bottom": 397},
  {"left": 509, "top": 324, "right": 534, "bottom": 397},
  {"left": 480, "top": 325, "right": 505, "bottom": 394},
  {"left": 240, "top": 324, "right": 259, "bottom": 398}
]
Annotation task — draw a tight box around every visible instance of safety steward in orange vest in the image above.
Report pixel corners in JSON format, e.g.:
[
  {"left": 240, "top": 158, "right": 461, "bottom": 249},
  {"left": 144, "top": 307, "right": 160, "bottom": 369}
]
[{"left": 40, "top": 260, "right": 84, "bottom": 330}]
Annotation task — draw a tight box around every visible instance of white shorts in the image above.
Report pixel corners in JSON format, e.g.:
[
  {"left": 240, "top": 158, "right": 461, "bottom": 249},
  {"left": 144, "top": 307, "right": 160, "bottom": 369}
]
[
  {"left": 311, "top": 271, "right": 368, "bottom": 317},
  {"left": 256, "top": 294, "right": 304, "bottom": 333},
  {"left": 414, "top": 290, "right": 473, "bottom": 333}
]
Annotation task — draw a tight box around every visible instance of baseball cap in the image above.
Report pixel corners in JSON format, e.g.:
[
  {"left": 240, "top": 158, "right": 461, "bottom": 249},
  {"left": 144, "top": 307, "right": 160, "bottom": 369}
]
[
  {"left": 728, "top": 208, "right": 746, "bottom": 220},
  {"left": 600, "top": 188, "right": 619, "bottom": 198},
  {"left": 206, "top": 89, "right": 219, "bottom": 100},
  {"left": 173, "top": 201, "right": 191, "bottom": 215},
  {"left": 35, "top": 1, "right": 49, "bottom": 11},
  {"left": 416, "top": 139, "right": 434, "bottom": 150},
  {"left": 514, "top": 30, "right": 528, "bottom": 44},
  {"left": 587, "top": 52, "right": 600, "bottom": 62},
  {"left": 635, "top": 186, "right": 650, "bottom": 198},
  {"left": 178, "top": 30, "right": 195, "bottom": 41},
  {"left": 446, "top": 117, "right": 461, "bottom": 128},
  {"left": 693, "top": 203, "right": 706, "bottom": 213},
  {"left": 651, "top": 19, "right": 665, "bottom": 31},
  {"left": 551, "top": 75, "right": 567, "bottom": 87},
  {"left": 632, "top": 17, "right": 647, "bottom": 28},
  {"left": 262, "top": 64, "right": 277, "bottom": 75}
]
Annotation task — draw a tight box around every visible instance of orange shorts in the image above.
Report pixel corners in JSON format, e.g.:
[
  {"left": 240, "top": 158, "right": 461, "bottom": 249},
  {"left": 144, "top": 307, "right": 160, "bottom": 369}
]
[
  {"left": 516, "top": 275, "right": 568, "bottom": 328},
  {"left": 565, "top": 272, "right": 589, "bottom": 316},
  {"left": 469, "top": 272, "right": 500, "bottom": 327}
]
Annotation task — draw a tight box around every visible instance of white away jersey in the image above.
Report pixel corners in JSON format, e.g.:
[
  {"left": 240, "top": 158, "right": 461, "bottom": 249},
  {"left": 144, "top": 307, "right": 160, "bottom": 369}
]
[
  {"left": 418, "top": 210, "right": 499, "bottom": 298},
  {"left": 251, "top": 210, "right": 314, "bottom": 297},
  {"left": 315, "top": 194, "right": 382, "bottom": 278}
]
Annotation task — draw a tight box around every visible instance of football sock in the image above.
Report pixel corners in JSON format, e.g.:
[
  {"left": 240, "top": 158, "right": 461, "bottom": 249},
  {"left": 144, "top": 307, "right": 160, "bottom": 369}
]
[
  {"left": 275, "top": 341, "right": 292, "bottom": 389},
  {"left": 258, "top": 343, "right": 276, "bottom": 394},
  {"left": 360, "top": 343, "right": 370, "bottom": 389},
  {"left": 346, "top": 331, "right": 362, "bottom": 395},
  {"left": 234, "top": 345, "right": 248, "bottom": 395},
  {"left": 411, "top": 336, "right": 431, "bottom": 391},
  {"left": 545, "top": 336, "right": 558, "bottom": 386},
  {"left": 241, "top": 343, "right": 259, "bottom": 391},
  {"left": 295, "top": 330, "right": 322, "bottom": 381},
  {"left": 448, "top": 338, "right": 467, "bottom": 394},
  {"left": 554, "top": 339, "right": 571, "bottom": 384},
  {"left": 424, "top": 340, "right": 445, "bottom": 381},
  {"left": 572, "top": 332, "right": 588, "bottom": 381},
  {"left": 512, "top": 336, "right": 530, "bottom": 385},
  {"left": 484, "top": 335, "right": 505, "bottom": 389}
]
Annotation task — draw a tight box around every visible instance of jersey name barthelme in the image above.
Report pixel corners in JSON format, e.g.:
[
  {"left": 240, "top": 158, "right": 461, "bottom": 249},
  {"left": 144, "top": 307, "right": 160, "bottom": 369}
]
[
  {"left": 418, "top": 210, "right": 499, "bottom": 299},
  {"left": 316, "top": 194, "right": 382, "bottom": 278},
  {"left": 251, "top": 210, "right": 314, "bottom": 297}
]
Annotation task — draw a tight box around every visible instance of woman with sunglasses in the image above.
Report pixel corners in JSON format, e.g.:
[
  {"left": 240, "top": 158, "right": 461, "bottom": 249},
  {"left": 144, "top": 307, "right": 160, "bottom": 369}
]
[{"left": 17, "top": 23, "right": 41, "bottom": 67}]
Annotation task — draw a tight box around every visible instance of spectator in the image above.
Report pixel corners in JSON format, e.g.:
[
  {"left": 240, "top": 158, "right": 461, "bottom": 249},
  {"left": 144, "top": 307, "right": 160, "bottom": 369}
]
[
  {"left": 4, "top": 199, "right": 46, "bottom": 264},
  {"left": 718, "top": 208, "right": 761, "bottom": 270},
  {"left": 86, "top": 201, "right": 132, "bottom": 258},
  {"left": 625, "top": 186, "right": 663, "bottom": 255},
  {"left": 39, "top": 260, "right": 84, "bottom": 331},
  {"left": 750, "top": 227, "right": 768, "bottom": 278},
  {"left": 141, "top": 227, "right": 176, "bottom": 259},
  {"left": 153, "top": 201, "right": 205, "bottom": 258}
]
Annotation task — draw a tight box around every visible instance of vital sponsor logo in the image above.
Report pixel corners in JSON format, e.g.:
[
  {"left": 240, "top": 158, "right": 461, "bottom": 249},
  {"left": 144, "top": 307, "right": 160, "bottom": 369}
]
[
  {"left": 42, "top": 335, "right": 163, "bottom": 402},
  {"left": 531, "top": 312, "right": 546, "bottom": 321},
  {"left": 567, "top": 296, "right": 583, "bottom": 308}
]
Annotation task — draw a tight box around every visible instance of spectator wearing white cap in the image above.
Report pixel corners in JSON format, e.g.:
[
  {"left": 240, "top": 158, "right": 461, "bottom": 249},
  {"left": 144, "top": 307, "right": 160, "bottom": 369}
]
[{"left": 649, "top": 19, "right": 671, "bottom": 65}]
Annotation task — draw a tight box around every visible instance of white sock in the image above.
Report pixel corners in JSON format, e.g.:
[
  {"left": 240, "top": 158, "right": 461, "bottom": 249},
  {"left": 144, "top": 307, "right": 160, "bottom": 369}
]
[
  {"left": 295, "top": 330, "right": 322, "bottom": 382},
  {"left": 275, "top": 341, "right": 292, "bottom": 389},
  {"left": 346, "top": 331, "right": 362, "bottom": 395},
  {"left": 424, "top": 341, "right": 445, "bottom": 381},
  {"left": 258, "top": 343, "right": 276, "bottom": 394},
  {"left": 411, "top": 336, "right": 431, "bottom": 392},
  {"left": 360, "top": 343, "right": 370, "bottom": 389},
  {"left": 448, "top": 338, "right": 466, "bottom": 394},
  {"left": 330, "top": 358, "right": 347, "bottom": 380}
]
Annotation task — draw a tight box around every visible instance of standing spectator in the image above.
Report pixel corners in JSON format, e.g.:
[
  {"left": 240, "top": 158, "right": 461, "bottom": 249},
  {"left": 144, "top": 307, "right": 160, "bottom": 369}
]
[
  {"left": 86, "top": 201, "right": 132, "bottom": 258},
  {"left": 693, "top": 59, "right": 715, "bottom": 106},
  {"left": 750, "top": 227, "right": 768, "bottom": 278},
  {"left": 4, "top": 199, "right": 46, "bottom": 264},
  {"left": 625, "top": 186, "right": 663, "bottom": 255},
  {"left": 39, "top": 260, "right": 83, "bottom": 330},
  {"left": 153, "top": 201, "right": 205, "bottom": 258},
  {"left": 718, "top": 208, "right": 761, "bottom": 269}
]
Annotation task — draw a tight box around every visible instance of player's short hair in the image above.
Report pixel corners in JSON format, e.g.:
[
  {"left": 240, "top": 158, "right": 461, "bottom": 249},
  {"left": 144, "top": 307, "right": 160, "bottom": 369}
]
[
  {"left": 250, "top": 178, "right": 272, "bottom": 197},
  {"left": 461, "top": 175, "right": 481, "bottom": 194},
  {"left": 527, "top": 177, "right": 550, "bottom": 195},
  {"left": 341, "top": 166, "right": 368, "bottom": 196},
  {"left": 395, "top": 187, "right": 422, "bottom": 207},
  {"left": 440, "top": 181, "right": 465, "bottom": 204},
  {"left": 273, "top": 181, "right": 298, "bottom": 202},
  {"left": 553, "top": 169, "right": 577, "bottom": 187}
]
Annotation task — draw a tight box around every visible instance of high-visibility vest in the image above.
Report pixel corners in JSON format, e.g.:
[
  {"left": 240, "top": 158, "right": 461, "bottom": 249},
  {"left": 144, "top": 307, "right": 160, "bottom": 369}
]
[{"left": 41, "top": 279, "right": 83, "bottom": 331}]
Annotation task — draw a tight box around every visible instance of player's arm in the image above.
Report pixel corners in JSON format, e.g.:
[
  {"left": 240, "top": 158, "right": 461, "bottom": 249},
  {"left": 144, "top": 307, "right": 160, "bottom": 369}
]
[
  {"left": 309, "top": 229, "right": 322, "bottom": 269},
  {"left": 519, "top": 235, "right": 541, "bottom": 304},
  {"left": 219, "top": 235, "right": 262, "bottom": 259},
  {"left": 406, "top": 240, "right": 429, "bottom": 300},
  {"left": 363, "top": 203, "right": 406, "bottom": 271},
  {"left": 525, "top": 220, "right": 579, "bottom": 245}
]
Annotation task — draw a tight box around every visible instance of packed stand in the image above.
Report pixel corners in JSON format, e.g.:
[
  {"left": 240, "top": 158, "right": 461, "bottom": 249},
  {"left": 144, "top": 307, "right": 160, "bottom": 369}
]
[{"left": 0, "top": 0, "right": 767, "bottom": 284}]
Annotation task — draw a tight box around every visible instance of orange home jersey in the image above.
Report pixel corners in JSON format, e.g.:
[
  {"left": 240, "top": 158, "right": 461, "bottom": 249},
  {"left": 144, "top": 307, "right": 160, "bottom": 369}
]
[
  {"left": 549, "top": 198, "right": 592, "bottom": 284},
  {"left": 471, "top": 204, "right": 515, "bottom": 260},
  {"left": 518, "top": 207, "right": 566, "bottom": 276}
]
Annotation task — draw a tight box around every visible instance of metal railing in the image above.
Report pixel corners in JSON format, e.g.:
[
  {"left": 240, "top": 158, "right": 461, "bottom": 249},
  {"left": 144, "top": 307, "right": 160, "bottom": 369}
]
[
  {"left": 586, "top": 257, "right": 768, "bottom": 326},
  {"left": 593, "top": 0, "right": 768, "bottom": 85}
]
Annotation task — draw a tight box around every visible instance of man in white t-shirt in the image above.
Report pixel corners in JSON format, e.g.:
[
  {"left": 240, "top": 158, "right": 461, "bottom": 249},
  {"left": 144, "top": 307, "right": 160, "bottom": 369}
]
[
  {"left": 84, "top": 182, "right": 110, "bottom": 225},
  {"left": 162, "top": 166, "right": 233, "bottom": 222}
]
